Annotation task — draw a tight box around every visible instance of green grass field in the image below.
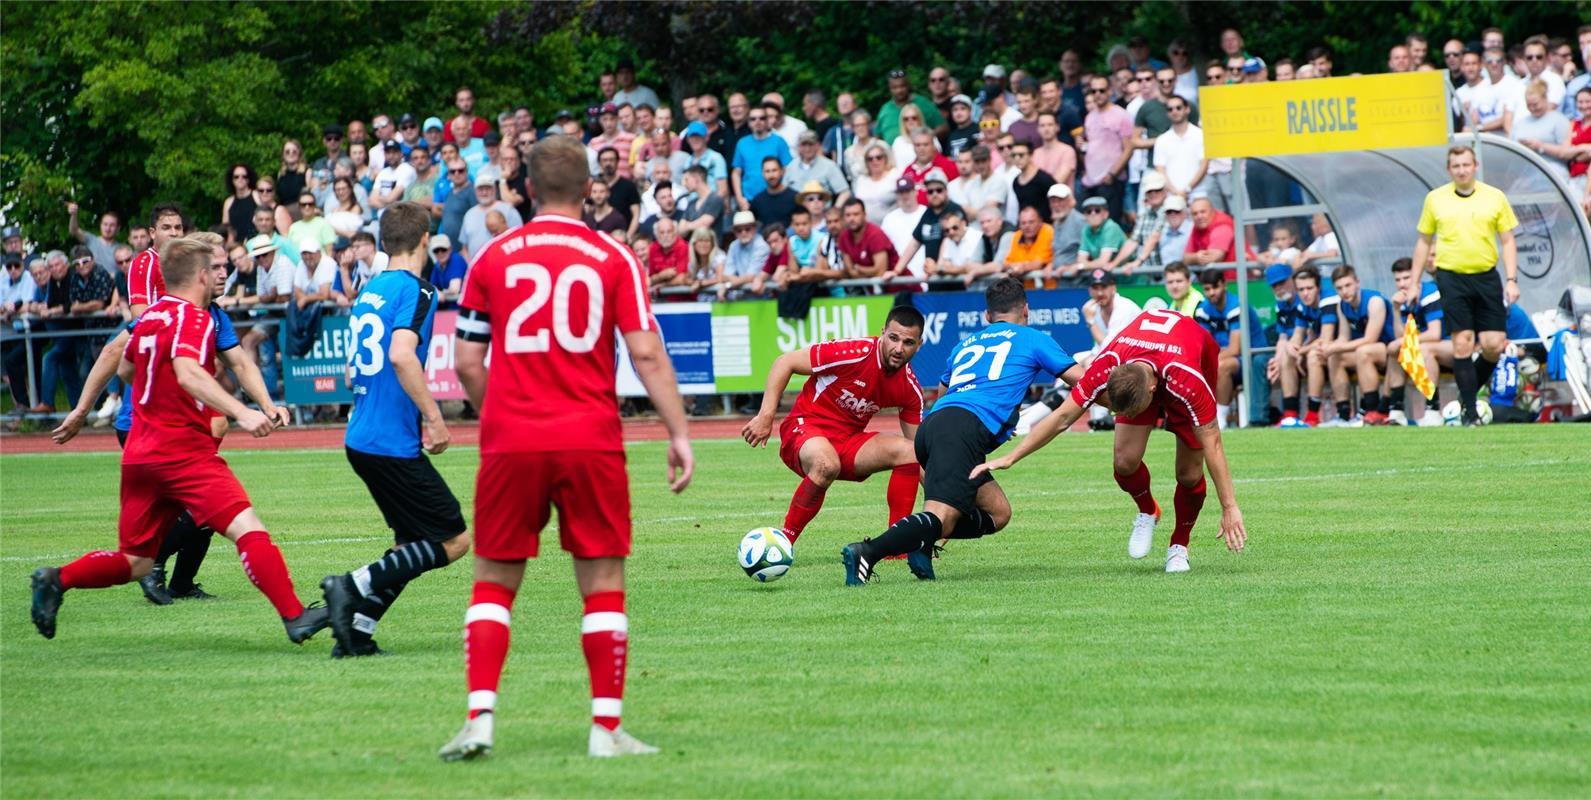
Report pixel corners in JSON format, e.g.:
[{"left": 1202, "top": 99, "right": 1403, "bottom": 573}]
[{"left": 3, "top": 426, "right": 1589, "bottom": 798}]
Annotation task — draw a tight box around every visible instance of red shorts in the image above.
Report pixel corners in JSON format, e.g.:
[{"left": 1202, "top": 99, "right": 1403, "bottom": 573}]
[
  {"left": 778, "top": 417, "right": 878, "bottom": 481},
  {"left": 473, "top": 450, "right": 631, "bottom": 560},
  {"left": 1116, "top": 404, "right": 1203, "bottom": 450},
  {"left": 118, "top": 456, "right": 252, "bottom": 559}
]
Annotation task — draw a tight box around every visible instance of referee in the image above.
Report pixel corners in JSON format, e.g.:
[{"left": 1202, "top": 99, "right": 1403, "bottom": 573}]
[{"left": 1411, "top": 145, "right": 1519, "bottom": 427}]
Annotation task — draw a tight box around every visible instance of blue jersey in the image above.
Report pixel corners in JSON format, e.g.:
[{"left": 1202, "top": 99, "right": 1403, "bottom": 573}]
[
  {"left": 1194, "top": 293, "right": 1266, "bottom": 348},
  {"left": 931, "top": 322, "right": 1075, "bottom": 443},
  {"left": 1292, "top": 283, "right": 1338, "bottom": 341},
  {"left": 115, "top": 304, "right": 239, "bottom": 433},
  {"left": 1399, "top": 280, "right": 1446, "bottom": 339},
  {"left": 1505, "top": 304, "right": 1539, "bottom": 342},
  {"left": 1329, "top": 288, "right": 1395, "bottom": 344},
  {"left": 345, "top": 269, "right": 438, "bottom": 458}
]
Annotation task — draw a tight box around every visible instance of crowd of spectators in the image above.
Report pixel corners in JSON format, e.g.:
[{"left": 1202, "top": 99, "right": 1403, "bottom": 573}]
[{"left": 3, "top": 27, "right": 1585, "bottom": 421}]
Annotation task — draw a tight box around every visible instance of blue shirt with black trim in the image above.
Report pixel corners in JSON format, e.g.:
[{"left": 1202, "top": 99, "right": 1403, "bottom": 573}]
[
  {"left": 931, "top": 321, "right": 1075, "bottom": 443},
  {"left": 1333, "top": 288, "right": 1395, "bottom": 344},
  {"left": 115, "top": 305, "right": 240, "bottom": 433},
  {"left": 1399, "top": 280, "right": 1446, "bottom": 339},
  {"left": 345, "top": 269, "right": 438, "bottom": 458},
  {"left": 1194, "top": 292, "right": 1266, "bottom": 349}
]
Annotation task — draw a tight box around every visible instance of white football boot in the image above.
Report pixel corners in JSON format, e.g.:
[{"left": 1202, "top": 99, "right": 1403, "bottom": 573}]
[
  {"left": 1387, "top": 409, "right": 1408, "bottom": 426},
  {"left": 1165, "top": 544, "right": 1190, "bottom": 573},
  {"left": 439, "top": 712, "right": 494, "bottom": 762},
  {"left": 1129, "top": 503, "right": 1160, "bottom": 559},
  {"left": 589, "top": 724, "right": 660, "bottom": 757},
  {"left": 1419, "top": 409, "right": 1443, "bottom": 427}
]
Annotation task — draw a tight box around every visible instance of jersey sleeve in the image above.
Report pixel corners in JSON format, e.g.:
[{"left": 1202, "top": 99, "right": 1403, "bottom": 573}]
[
  {"left": 212, "top": 308, "right": 240, "bottom": 350},
  {"left": 1421, "top": 284, "right": 1443, "bottom": 325},
  {"left": 810, "top": 339, "right": 873, "bottom": 373},
  {"left": 127, "top": 251, "right": 157, "bottom": 306},
  {"left": 459, "top": 254, "right": 490, "bottom": 314},
  {"left": 1416, "top": 193, "right": 1438, "bottom": 236},
  {"left": 607, "top": 234, "right": 654, "bottom": 334},
  {"left": 1494, "top": 193, "right": 1519, "bottom": 233},
  {"left": 1161, "top": 360, "right": 1218, "bottom": 427},
  {"left": 396, "top": 281, "right": 432, "bottom": 334},
  {"left": 172, "top": 303, "right": 216, "bottom": 362},
  {"left": 1068, "top": 351, "right": 1120, "bottom": 409},
  {"left": 899, "top": 370, "right": 924, "bottom": 425},
  {"left": 1034, "top": 332, "right": 1078, "bottom": 378}
]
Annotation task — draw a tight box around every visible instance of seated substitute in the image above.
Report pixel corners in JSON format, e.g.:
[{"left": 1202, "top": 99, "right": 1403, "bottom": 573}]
[
  {"left": 1193, "top": 268, "right": 1263, "bottom": 429},
  {"left": 1319, "top": 264, "right": 1394, "bottom": 426},
  {"left": 1379, "top": 257, "right": 1452, "bottom": 426}
]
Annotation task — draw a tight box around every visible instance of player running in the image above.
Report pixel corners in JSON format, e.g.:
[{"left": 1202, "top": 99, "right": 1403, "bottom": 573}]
[
  {"left": 971, "top": 308, "right": 1248, "bottom": 573},
  {"left": 740, "top": 306, "right": 925, "bottom": 550},
  {"left": 30, "top": 237, "right": 328, "bottom": 642},
  {"left": 841, "top": 277, "right": 1082, "bottom": 585},
  {"left": 320, "top": 202, "right": 471, "bottom": 658},
  {"left": 439, "top": 135, "right": 694, "bottom": 762}
]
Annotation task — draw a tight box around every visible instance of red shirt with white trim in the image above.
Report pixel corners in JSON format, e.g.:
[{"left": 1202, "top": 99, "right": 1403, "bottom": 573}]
[
  {"left": 786, "top": 337, "right": 924, "bottom": 435},
  {"left": 1069, "top": 308, "right": 1218, "bottom": 426},
  {"left": 126, "top": 247, "right": 164, "bottom": 308},
  {"left": 122, "top": 296, "right": 219, "bottom": 464},
  {"left": 460, "top": 213, "right": 653, "bottom": 454}
]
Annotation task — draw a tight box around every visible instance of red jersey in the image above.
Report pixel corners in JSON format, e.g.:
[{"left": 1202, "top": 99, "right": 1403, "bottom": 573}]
[
  {"left": 126, "top": 247, "right": 164, "bottom": 308},
  {"left": 460, "top": 213, "right": 652, "bottom": 454},
  {"left": 1069, "top": 309, "right": 1219, "bottom": 426},
  {"left": 122, "top": 296, "right": 219, "bottom": 464},
  {"left": 787, "top": 337, "right": 924, "bottom": 435},
  {"left": 900, "top": 155, "right": 960, "bottom": 205}
]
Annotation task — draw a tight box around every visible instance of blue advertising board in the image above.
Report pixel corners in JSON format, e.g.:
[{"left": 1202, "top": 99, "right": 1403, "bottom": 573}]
[{"left": 910, "top": 289, "right": 1092, "bottom": 385}]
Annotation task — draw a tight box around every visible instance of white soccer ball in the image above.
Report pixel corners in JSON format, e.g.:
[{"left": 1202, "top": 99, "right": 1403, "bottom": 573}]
[
  {"left": 738, "top": 527, "right": 794, "bottom": 582},
  {"left": 1441, "top": 399, "right": 1492, "bottom": 425}
]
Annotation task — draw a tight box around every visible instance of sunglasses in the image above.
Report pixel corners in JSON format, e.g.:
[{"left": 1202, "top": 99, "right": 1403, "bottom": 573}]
[
  {"left": 1170, "top": 49, "right": 1186, "bottom": 56},
  {"left": 700, "top": 105, "right": 718, "bottom": 113},
  {"left": 1084, "top": 208, "right": 1108, "bottom": 215},
  {"left": 324, "top": 135, "right": 342, "bottom": 141},
  {"left": 998, "top": 145, "right": 1013, "bottom": 151},
  {"left": 256, "top": 186, "right": 273, "bottom": 193},
  {"left": 1087, "top": 88, "right": 1108, "bottom": 94},
  {"left": 979, "top": 121, "right": 1000, "bottom": 129},
  {"left": 1484, "top": 58, "right": 1503, "bottom": 65},
  {"left": 748, "top": 115, "right": 766, "bottom": 121},
  {"left": 449, "top": 167, "right": 467, "bottom": 174},
  {"left": 888, "top": 70, "right": 907, "bottom": 79},
  {"left": 400, "top": 122, "right": 417, "bottom": 129},
  {"left": 115, "top": 257, "right": 133, "bottom": 265},
  {"left": 866, "top": 154, "right": 886, "bottom": 161},
  {"left": 233, "top": 173, "right": 249, "bottom": 180},
  {"left": 926, "top": 187, "right": 946, "bottom": 195},
  {"left": 73, "top": 258, "right": 95, "bottom": 266},
  {"left": 1524, "top": 53, "right": 1546, "bottom": 61}
]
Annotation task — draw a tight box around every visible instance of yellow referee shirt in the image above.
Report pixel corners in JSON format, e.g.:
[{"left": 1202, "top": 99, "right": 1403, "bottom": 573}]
[{"left": 1415, "top": 181, "right": 1518, "bottom": 274}]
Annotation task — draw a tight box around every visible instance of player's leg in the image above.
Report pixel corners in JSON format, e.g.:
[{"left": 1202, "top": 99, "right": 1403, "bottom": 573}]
[
  {"left": 1356, "top": 342, "right": 1388, "bottom": 423},
  {"left": 1215, "top": 354, "right": 1238, "bottom": 426},
  {"left": 1110, "top": 421, "right": 1159, "bottom": 558},
  {"left": 1328, "top": 351, "right": 1354, "bottom": 424},
  {"left": 844, "top": 410, "right": 976, "bottom": 585},
  {"left": 782, "top": 435, "right": 843, "bottom": 543},
  {"left": 1279, "top": 345, "right": 1304, "bottom": 424},
  {"left": 162, "top": 418, "right": 234, "bottom": 599},
  {"left": 1305, "top": 347, "right": 1326, "bottom": 425},
  {"left": 1383, "top": 341, "right": 1410, "bottom": 424},
  {"left": 847, "top": 432, "right": 921, "bottom": 527},
  {"left": 1166, "top": 436, "right": 1207, "bottom": 573},
  {"left": 214, "top": 507, "right": 328, "bottom": 642}
]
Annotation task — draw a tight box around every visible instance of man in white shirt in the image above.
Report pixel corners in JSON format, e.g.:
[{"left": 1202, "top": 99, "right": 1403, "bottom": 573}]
[
  {"left": 764, "top": 93, "right": 809, "bottom": 151},
  {"left": 954, "top": 144, "right": 1012, "bottom": 219},
  {"left": 926, "top": 208, "right": 985, "bottom": 286},
  {"left": 1152, "top": 95, "right": 1207, "bottom": 199},
  {"left": 1516, "top": 37, "right": 1566, "bottom": 112},
  {"left": 1482, "top": 47, "right": 1525, "bottom": 135},
  {"left": 880, "top": 177, "right": 928, "bottom": 290},
  {"left": 369, "top": 140, "right": 418, "bottom": 213},
  {"left": 293, "top": 241, "right": 339, "bottom": 310},
  {"left": 246, "top": 235, "right": 295, "bottom": 302},
  {"left": 1454, "top": 51, "right": 1493, "bottom": 131},
  {"left": 1156, "top": 195, "right": 1193, "bottom": 266},
  {"left": 459, "top": 174, "right": 524, "bottom": 258},
  {"left": 1293, "top": 213, "right": 1339, "bottom": 269}
]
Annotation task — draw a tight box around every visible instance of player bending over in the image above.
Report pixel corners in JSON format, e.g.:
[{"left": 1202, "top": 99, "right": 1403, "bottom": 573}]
[
  {"left": 320, "top": 202, "right": 471, "bottom": 658},
  {"left": 841, "top": 277, "right": 1082, "bottom": 585},
  {"left": 741, "top": 305, "right": 925, "bottom": 553},
  {"left": 439, "top": 135, "right": 694, "bottom": 762},
  {"left": 973, "top": 308, "right": 1247, "bottom": 572},
  {"left": 31, "top": 237, "right": 327, "bottom": 642}
]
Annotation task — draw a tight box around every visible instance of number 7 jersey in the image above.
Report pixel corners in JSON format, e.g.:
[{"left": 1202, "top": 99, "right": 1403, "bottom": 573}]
[{"left": 458, "top": 213, "right": 654, "bottom": 454}]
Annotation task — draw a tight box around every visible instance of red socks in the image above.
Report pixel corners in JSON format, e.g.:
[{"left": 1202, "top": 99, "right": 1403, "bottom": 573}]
[
  {"left": 59, "top": 550, "right": 133, "bottom": 590},
  {"left": 1172, "top": 478, "right": 1207, "bottom": 547},
  {"left": 235, "top": 531, "right": 304, "bottom": 619},
  {"left": 1114, "top": 462, "right": 1157, "bottom": 515},
  {"left": 782, "top": 478, "right": 826, "bottom": 543},
  {"left": 582, "top": 591, "right": 628, "bottom": 731},
  {"left": 465, "top": 581, "right": 516, "bottom": 719},
  {"left": 885, "top": 464, "right": 920, "bottom": 524}
]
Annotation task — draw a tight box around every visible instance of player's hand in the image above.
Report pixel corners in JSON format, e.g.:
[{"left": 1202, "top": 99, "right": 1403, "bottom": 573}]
[
  {"left": 51, "top": 408, "right": 88, "bottom": 445},
  {"left": 423, "top": 416, "right": 451, "bottom": 455},
  {"left": 265, "top": 405, "right": 291, "bottom": 429},
  {"left": 66, "top": 201, "right": 78, "bottom": 215},
  {"left": 1217, "top": 505, "right": 1246, "bottom": 552},
  {"left": 1264, "top": 358, "right": 1279, "bottom": 381},
  {"left": 236, "top": 408, "right": 273, "bottom": 437},
  {"left": 1392, "top": 288, "right": 1409, "bottom": 306},
  {"left": 741, "top": 412, "right": 774, "bottom": 448},
  {"left": 1503, "top": 279, "right": 1520, "bottom": 305},
  {"left": 968, "top": 454, "right": 1015, "bottom": 481},
  {"left": 666, "top": 435, "right": 694, "bottom": 493},
  {"left": 1082, "top": 299, "right": 1098, "bottom": 319}
]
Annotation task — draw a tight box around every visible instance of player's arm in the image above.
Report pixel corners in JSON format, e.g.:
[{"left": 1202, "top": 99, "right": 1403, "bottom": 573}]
[
  {"left": 1498, "top": 227, "right": 1518, "bottom": 304},
  {"left": 218, "top": 345, "right": 289, "bottom": 428},
  {"left": 173, "top": 357, "right": 271, "bottom": 436},
  {"left": 1192, "top": 420, "right": 1246, "bottom": 552},
  {"left": 388, "top": 328, "right": 450, "bottom": 454},
  {"left": 974, "top": 395, "right": 1088, "bottom": 478},
  {"left": 743, "top": 347, "right": 813, "bottom": 448},
  {"left": 625, "top": 328, "right": 694, "bottom": 493},
  {"left": 1412, "top": 232, "right": 1435, "bottom": 275},
  {"left": 899, "top": 421, "right": 918, "bottom": 441},
  {"left": 52, "top": 328, "right": 131, "bottom": 444}
]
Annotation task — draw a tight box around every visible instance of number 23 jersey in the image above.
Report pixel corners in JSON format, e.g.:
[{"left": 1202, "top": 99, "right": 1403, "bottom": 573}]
[
  {"left": 932, "top": 321, "right": 1075, "bottom": 442},
  {"left": 459, "top": 214, "right": 654, "bottom": 454},
  {"left": 346, "top": 269, "right": 438, "bottom": 458}
]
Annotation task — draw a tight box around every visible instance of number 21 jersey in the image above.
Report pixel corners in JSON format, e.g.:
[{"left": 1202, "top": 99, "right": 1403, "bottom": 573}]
[
  {"left": 932, "top": 321, "right": 1075, "bottom": 442},
  {"left": 459, "top": 214, "right": 653, "bottom": 454}
]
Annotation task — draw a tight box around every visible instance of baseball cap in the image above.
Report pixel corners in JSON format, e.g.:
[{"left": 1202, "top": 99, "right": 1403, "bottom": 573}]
[
  {"left": 384, "top": 138, "right": 404, "bottom": 151},
  {"left": 983, "top": 64, "right": 1007, "bottom": 79},
  {"left": 798, "top": 130, "right": 820, "bottom": 144},
  {"left": 332, "top": 236, "right": 352, "bottom": 251},
  {"left": 922, "top": 169, "right": 949, "bottom": 185},
  {"left": 1140, "top": 171, "right": 1168, "bottom": 192},
  {"left": 1080, "top": 196, "right": 1109, "bottom": 210},
  {"left": 599, "top": 102, "right": 618, "bottom": 115},
  {"left": 1088, "top": 268, "right": 1116, "bottom": 286},
  {"left": 1, "top": 225, "right": 20, "bottom": 241},
  {"left": 474, "top": 172, "right": 497, "bottom": 189},
  {"left": 1243, "top": 56, "right": 1267, "bottom": 74},
  {"left": 397, "top": 112, "right": 418, "bottom": 127},
  {"left": 683, "top": 121, "right": 709, "bottom": 139},
  {"left": 483, "top": 131, "right": 502, "bottom": 146},
  {"left": 616, "top": 57, "right": 636, "bottom": 71},
  {"left": 553, "top": 109, "right": 575, "bottom": 122},
  {"left": 950, "top": 94, "right": 974, "bottom": 108},
  {"left": 1046, "top": 183, "right": 1073, "bottom": 200},
  {"left": 246, "top": 235, "right": 277, "bottom": 257},
  {"left": 297, "top": 237, "right": 322, "bottom": 254},
  {"left": 430, "top": 234, "right": 452, "bottom": 252},
  {"left": 3, "top": 254, "right": 22, "bottom": 268},
  {"left": 731, "top": 211, "right": 757, "bottom": 229},
  {"left": 1163, "top": 195, "right": 1187, "bottom": 212},
  {"left": 1265, "top": 263, "right": 1294, "bottom": 285},
  {"left": 422, "top": 116, "right": 444, "bottom": 132},
  {"left": 894, "top": 176, "right": 916, "bottom": 193},
  {"left": 322, "top": 123, "right": 344, "bottom": 137}
]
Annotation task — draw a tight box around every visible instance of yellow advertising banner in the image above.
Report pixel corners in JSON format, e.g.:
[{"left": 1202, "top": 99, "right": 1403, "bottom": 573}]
[{"left": 1199, "top": 71, "right": 1451, "bottom": 158}]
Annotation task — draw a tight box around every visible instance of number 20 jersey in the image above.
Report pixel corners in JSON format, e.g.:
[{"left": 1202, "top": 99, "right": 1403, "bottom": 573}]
[
  {"left": 345, "top": 270, "right": 438, "bottom": 458},
  {"left": 459, "top": 213, "right": 654, "bottom": 454}
]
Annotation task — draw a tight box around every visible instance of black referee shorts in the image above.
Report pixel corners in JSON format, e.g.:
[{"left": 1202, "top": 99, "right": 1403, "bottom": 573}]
[
  {"left": 346, "top": 447, "right": 466, "bottom": 544},
  {"left": 915, "top": 406, "right": 1001, "bottom": 518},
  {"left": 1434, "top": 267, "right": 1507, "bottom": 334}
]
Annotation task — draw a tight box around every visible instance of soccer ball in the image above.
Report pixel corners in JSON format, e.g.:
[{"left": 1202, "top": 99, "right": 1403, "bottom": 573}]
[
  {"left": 738, "top": 527, "right": 794, "bottom": 582},
  {"left": 1441, "top": 399, "right": 1493, "bottom": 425}
]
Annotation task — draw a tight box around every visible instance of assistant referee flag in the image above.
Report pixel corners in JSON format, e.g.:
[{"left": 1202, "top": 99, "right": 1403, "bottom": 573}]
[{"left": 1398, "top": 316, "right": 1436, "bottom": 401}]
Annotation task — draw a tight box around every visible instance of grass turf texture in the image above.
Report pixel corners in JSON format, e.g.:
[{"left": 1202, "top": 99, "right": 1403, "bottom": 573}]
[{"left": 2, "top": 425, "right": 1588, "bottom": 798}]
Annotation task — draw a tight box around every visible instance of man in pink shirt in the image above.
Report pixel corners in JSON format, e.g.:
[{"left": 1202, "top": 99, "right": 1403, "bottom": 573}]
[
  {"left": 1080, "top": 75, "right": 1134, "bottom": 224},
  {"left": 1030, "top": 111, "right": 1078, "bottom": 187}
]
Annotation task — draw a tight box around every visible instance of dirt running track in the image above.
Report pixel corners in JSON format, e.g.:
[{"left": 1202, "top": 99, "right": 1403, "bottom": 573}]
[{"left": 0, "top": 414, "right": 911, "bottom": 455}]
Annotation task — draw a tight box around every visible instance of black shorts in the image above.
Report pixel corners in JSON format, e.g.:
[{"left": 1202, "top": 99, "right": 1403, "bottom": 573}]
[
  {"left": 915, "top": 406, "right": 1000, "bottom": 517},
  {"left": 346, "top": 448, "right": 466, "bottom": 544},
  {"left": 1434, "top": 268, "right": 1506, "bottom": 334}
]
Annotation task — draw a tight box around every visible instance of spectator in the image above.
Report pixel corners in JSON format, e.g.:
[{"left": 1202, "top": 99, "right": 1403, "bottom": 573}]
[
  {"left": 1442, "top": 40, "right": 1467, "bottom": 86},
  {"left": 852, "top": 141, "right": 901, "bottom": 224},
  {"left": 612, "top": 59, "right": 661, "bottom": 111},
  {"left": 821, "top": 93, "right": 858, "bottom": 163},
  {"left": 1183, "top": 197, "right": 1254, "bottom": 266},
  {"left": 294, "top": 241, "right": 339, "bottom": 310},
  {"left": 763, "top": 94, "right": 808, "bottom": 150},
  {"left": 1241, "top": 57, "right": 1268, "bottom": 83},
  {"left": 1481, "top": 47, "right": 1524, "bottom": 135},
  {"left": 1079, "top": 270, "right": 1143, "bottom": 415},
  {"left": 732, "top": 105, "right": 792, "bottom": 213},
  {"left": 1195, "top": 268, "right": 1266, "bottom": 428},
  {"left": 1275, "top": 59, "right": 1296, "bottom": 82},
  {"left": 749, "top": 158, "right": 799, "bottom": 228},
  {"left": 1205, "top": 60, "right": 1228, "bottom": 87},
  {"left": 1568, "top": 88, "right": 1591, "bottom": 200},
  {"left": 1167, "top": 40, "right": 1199, "bottom": 103},
  {"left": 1407, "top": 33, "right": 1430, "bottom": 67},
  {"left": 369, "top": 139, "right": 417, "bottom": 214},
  {"left": 1260, "top": 221, "right": 1303, "bottom": 267},
  {"left": 2, "top": 254, "right": 38, "bottom": 319},
  {"left": 335, "top": 231, "right": 383, "bottom": 304},
  {"left": 460, "top": 174, "right": 523, "bottom": 258},
  {"left": 1004, "top": 205, "right": 1054, "bottom": 284},
  {"left": 926, "top": 208, "right": 981, "bottom": 285},
  {"left": 879, "top": 177, "right": 928, "bottom": 290},
  {"left": 671, "top": 121, "right": 732, "bottom": 202},
  {"left": 1046, "top": 184, "right": 1084, "bottom": 280},
  {"left": 877, "top": 69, "right": 946, "bottom": 143},
  {"left": 426, "top": 234, "right": 468, "bottom": 302},
  {"left": 1121, "top": 172, "right": 1170, "bottom": 273},
  {"left": 723, "top": 211, "right": 771, "bottom": 299},
  {"left": 1152, "top": 94, "right": 1206, "bottom": 200},
  {"left": 646, "top": 218, "right": 691, "bottom": 294},
  {"left": 639, "top": 181, "right": 681, "bottom": 240},
  {"left": 1053, "top": 51, "right": 1084, "bottom": 113},
  {"left": 596, "top": 147, "right": 643, "bottom": 233},
  {"left": 784, "top": 131, "right": 850, "bottom": 205},
  {"left": 436, "top": 160, "right": 474, "bottom": 246},
  {"left": 1513, "top": 80, "right": 1574, "bottom": 184},
  {"left": 1319, "top": 264, "right": 1395, "bottom": 427},
  {"left": 1306, "top": 45, "right": 1334, "bottom": 79},
  {"left": 899, "top": 127, "right": 959, "bottom": 204},
  {"left": 1455, "top": 51, "right": 1493, "bottom": 131},
  {"left": 223, "top": 163, "right": 260, "bottom": 240},
  {"left": 443, "top": 86, "right": 490, "bottom": 144},
  {"left": 31, "top": 250, "right": 91, "bottom": 411},
  {"left": 588, "top": 104, "right": 634, "bottom": 178},
  {"left": 1388, "top": 44, "right": 1413, "bottom": 74},
  {"left": 251, "top": 204, "right": 299, "bottom": 267},
  {"left": 756, "top": 225, "right": 788, "bottom": 296},
  {"left": 253, "top": 175, "right": 295, "bottom": 236},
  {"left": 484, "top": 210, "right": 509, "bottom": 239},
  {"left": 371, "top": 114, "right": 397, "bottom": 148},
  {"left": 289, "top": 192, "right": 337, "bottom": 251},
  {"left": 1077, "top": 196, "right": 1129, "bottom": 270},
  {"left": 583, "top": 179, "right": 628, "bottom": 238},
  {"left": 1030, "top": 112, "right": 1077, "bottom": 188},
  {"left": 275, "top": 139, "right": 309, "bottom": 217},
  {"left": 1080, "top": 75, "right": 1135, "bottom": 223},
  {"left": 842, "top": 110, "right": 881, "bottom": 182},
  {"left": 678, "top": 166, "right": 727, "bottom": 236},
  {"left": 422, "top": 117, "right": 446, "bottom": 159},
  {"left": 686, "top": 228, "right": 726, "bottom": 300},
  {"left": 1036, "top": 77, "right": 1085, "bottom": 149},
  {"left": 1294, "top": 212, "right": 1340, "bottom": 269},
  {"left": 1565, "top": 27, "right": 1591, "bottom": 116},
  {"left": 1518, "top": 37, "right": 1567, "bottom": 110},
  {"left": 977, "top": 63, "right": 1015, "bottom": 112},
  {"left": 1007, "top": 84, "right": 1041, "bottom": 149},
  {"left": 402, "top": 143, "right": 439, "bottom": 206},
  {"left": 694, "top": 93, "right": 736, "bottom": 161},
  {"left": 953, "top": 145, "right": 1010, "bottom": 219},
  {"left": 65, "top": 203, "right": 121, "bottom": 275},
  {"left": 942, "top": 94, "right": 980, "bottom": 156},
  {"left": 637, "top": 158, "right": 673, "bottom": 221},
  {"left": 451, "top": 117, "right": 489, "bottom": 178},
  {"left": 888, "top": 105, "right": 933, "bottom": 168},
  {"left": 1002, "top": 140, "right": 1056, "bottom": 225},
  {"left": 829, "top": 197, "right": 894, "bottom": 288},
  {"left": 349, "top": 141, "right": 374, "bottom": 191}
]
